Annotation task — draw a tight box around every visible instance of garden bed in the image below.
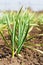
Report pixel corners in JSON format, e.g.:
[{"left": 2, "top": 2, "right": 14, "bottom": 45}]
[{"left": 0, "top": 27, "right": 43, "bottom": 65}]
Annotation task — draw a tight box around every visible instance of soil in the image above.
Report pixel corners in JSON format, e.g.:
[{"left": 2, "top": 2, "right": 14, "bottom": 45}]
[{"left": 0, "top": 27, "right": 43, "bottom": 65}]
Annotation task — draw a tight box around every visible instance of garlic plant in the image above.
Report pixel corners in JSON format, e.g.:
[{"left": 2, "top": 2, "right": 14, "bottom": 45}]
[{"left": 0, "top": 8, "right": 43, "bottom": 58}]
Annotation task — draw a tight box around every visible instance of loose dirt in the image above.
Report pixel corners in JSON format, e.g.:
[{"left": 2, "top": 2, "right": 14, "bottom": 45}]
[{"left": 0, "top": 27, "right": 43, "bottom": 65}]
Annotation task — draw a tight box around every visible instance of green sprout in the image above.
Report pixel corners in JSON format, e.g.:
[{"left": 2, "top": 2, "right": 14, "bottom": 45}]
[
  {"left": 0, "top": 8, "right": 43, "bottom": 58},
  {"left": 0, "top": 8, "right": 31, "bottom": 58}
]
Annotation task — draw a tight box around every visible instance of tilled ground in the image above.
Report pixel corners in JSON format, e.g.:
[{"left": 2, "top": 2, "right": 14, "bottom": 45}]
[{"left": 0, "top": 27, "right": 43, "bottom": 65}]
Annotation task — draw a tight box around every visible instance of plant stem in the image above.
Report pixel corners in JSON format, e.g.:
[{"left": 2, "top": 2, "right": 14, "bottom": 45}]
[{"left": 12, "top": 48, "right": 14, "bottom": 58}]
